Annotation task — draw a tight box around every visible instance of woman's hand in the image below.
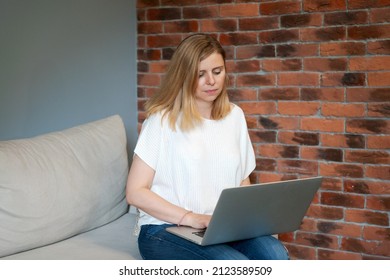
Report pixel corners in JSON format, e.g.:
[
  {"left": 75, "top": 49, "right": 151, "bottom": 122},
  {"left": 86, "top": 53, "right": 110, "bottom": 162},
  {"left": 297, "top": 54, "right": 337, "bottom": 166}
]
[{"left": 182, "top": 212, "right": 211, "bottom": 229}]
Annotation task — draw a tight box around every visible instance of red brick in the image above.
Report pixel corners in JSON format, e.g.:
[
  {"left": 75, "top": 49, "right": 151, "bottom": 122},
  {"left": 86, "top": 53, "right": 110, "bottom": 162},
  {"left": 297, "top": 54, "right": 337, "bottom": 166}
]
[
  {"left": 301, "top": 27, "right": 346, "bottom": 42},
  {"left": 316, "top": 221, "right": 362, "bottom": 238},
  {"left": 146, "top": 7, "right": 181, "bottom": 21},
  {"left": 306, "top": 205, "right": 344, "bottom": 220},
  {"left": 239, "top": 17, "right": 279, "bottom": 31},
  {"left": 278, "top": 72, "right": 319, "bottom": 86},
  {"left": 321, "top": 191, "right": 365, "bottom": 207},
  {"left": 350, "top": 56, "right": 390, "bottom": 71},
  {"left": 281, "top": 14, "right": 322, "bottom": 27},
  {"left": 348, "top": 24, "right": 390, "bottom": 40},
  {"left": 228, "top": 88, "right": 257, "bottom": 102},
  {"left": 164, "top": 20, "right": 199, "bottom": 33},
  {"left": 368, "top": 72, "right": 390, "bottom": 86},
  {"left": 236, "top": 45, "right": 276, "bottom": 59},
  {"left": 146, "top": 34, "right": 182, "bottom": 48},
  {"left": 278, "top": 101, "right": 320, "bottom": 116},
  {"left": 256, "top": 172, "right": 297, "bottom": 183},
  {"left": 371, "top": 7, "right": 390, "bottom": 23},
  {"left": 201, "top": 19, "right": 237, "bottom": 32},
  {"left": 295, "top": 232, "right": 339, "bottom": 249},
  {"left": 322, "top": 177, "right": 343, "bottom": 191},
  {"left": 277, "top": 43, "right": 318, "bottom": 57},
  {"left": 322, "top": 72, "right": 366, "bottom": 87},
  {"left": 304, "top": 0, "right": 347, "bottom": 12},
  {"left": 161, "top": 0, "right": 194, "bottom": 6},
  {"left": 301, "top": 147, "right": 343, "bottom": 162},
  {"left": 232, "top": 60, "right": 261, "bottom": 73},
  {"left": 278, "top": 159, "right": 318, "bottom": 175},
  {"left": 137, "top": 0, "right": 159, "bottom": 9},
  {"left": 300, "top": 218, "right": 317, "bottom": 232},
  {"left": 148, "top": 61, "right": 168, "bottom": 73},
  {"left": 260, "top": 29, "right": 300, "bottom": 44},
  {"left": 304, "top": 58, "right": 347, "bottom": 71},
  {"left": 220, "top": 3, "right": 259, "bottom": 17},
  {"left": 249, "top": 130, "right": 277, "bottom": 143},
  {"left": 320, "top": 162, "right": 364, "bottom": 178},
  {"left": 239, "top": 102, "right": 276, "bottom": 115},
  {"left": 301, "top": 88, "right": 345, "bottom": 102},
  {"left": 346, "top": 209, "right": 389, "bottom": 226},
  {"left": 301, "top": 118, "right": 344, "bottom": 132},
  {"left": 278, "top": 232, "right": 295, "bottom": 243},
  {"left": 245, "top": 115, "right": 257, "bottom": 129},
  {"left": 259, "top": 116, "right": 300, "bottom": 130},
  {"left": 138, "top": 48, "right": 162, "bottom": 60},
  {"left": 366, "top": 165, "right": 390, "bottom": 180},
  {"left": 321, "top": 133, "right": 365, "bottom": 149},
  {"left": 347, "top": 88, "right": 389, "bottom": 102},
  {"left": 322, "top": 103, "right": 365, "bottom": 117},
  {"left": 262, "top": 58, "right": 302, "bottom": 72},
  {"left": 285, "top": 244, "right": 317, "bottom": 260},
  {"left": 347, "top": 119, "right": 390, "bottom": 134},
  {"left": 255, "top": 158, "right": 276, "bottom": 172},
  {"left": 320, "top": 42, "right": 366, "bottom": 56},
  {"left": 183, "top": 6, "right": 219, "bottom": 19},
  {"left": 278, "top": 131, "right": 319, "bottom": 146},
  {"left": 318, "top": 249, "right": 362, "bottom": 260},
  {"left": 367, "top": 135, "right": 390, "bottom": 149},
  {"left": 220, "top": 32, "right": 258, "bottom": 46},
  {"left": 348, "top": 0, "right": 390, "bottom": 9},
  {"left": 259, "top": 88, "right": 300, "bottom": 100},
  {"left": 260, "top": 1, "right": 301, "bottom": 15},
  {"left": 138, "top": 21, "right": 163, "bottom": 34},
  {"left": 368, "top": 40, "right": 390, "bottom": 55},
  {"left": 346, "top": 150, "right": 390, "bottom": 164},
  {"left": 237, "top": 74, "right": 276, "bottom": 87},
  {"left": 345, "top": 179, "right": 390, "bottom": 195},
  {"left": 258, "top": 144, "right": 299, "bottom": 159},
  {"left": 368, "top": 103, "right": 390, "bottom": 117},
  {"left": 324, "top": 11, "right": 368, "bottom": 25},
  {"left": 341, "top": 237, "right": 389, "bottom": 257},
  {"left": 363, "top": 226, "right": 390, "bottom": 241},
  {"left": 137, "top": 73, "right": 161, "bottom": 87},
  {"left": 367, "top": 196, "right": 390, "bottom": 211}
]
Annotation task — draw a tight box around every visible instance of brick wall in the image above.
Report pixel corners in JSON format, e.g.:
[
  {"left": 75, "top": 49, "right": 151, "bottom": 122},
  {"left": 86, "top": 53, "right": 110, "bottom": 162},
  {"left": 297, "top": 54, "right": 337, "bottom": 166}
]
[{"left": 136, "top": 0, "right": 390, "bottom": 259}]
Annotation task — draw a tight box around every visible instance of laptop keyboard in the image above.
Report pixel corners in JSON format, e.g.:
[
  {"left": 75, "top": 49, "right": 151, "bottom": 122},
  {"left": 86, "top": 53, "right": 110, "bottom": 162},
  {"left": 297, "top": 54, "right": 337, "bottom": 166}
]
[{"left": 192, "top": 230, "right": 206, "bottom": 237}]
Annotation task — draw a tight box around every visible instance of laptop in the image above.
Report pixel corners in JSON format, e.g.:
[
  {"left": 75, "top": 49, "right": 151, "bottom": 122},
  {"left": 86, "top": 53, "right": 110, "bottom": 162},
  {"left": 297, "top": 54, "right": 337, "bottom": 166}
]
[{"left": 166, "top": 176, "right": 322, "bottom": 246}]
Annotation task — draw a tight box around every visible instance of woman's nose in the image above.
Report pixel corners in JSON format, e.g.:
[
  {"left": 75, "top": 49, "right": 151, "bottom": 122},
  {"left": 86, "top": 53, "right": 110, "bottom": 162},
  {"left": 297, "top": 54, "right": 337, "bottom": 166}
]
[{"left": 206, "top": 73, "right": 215, "bottom": 85}]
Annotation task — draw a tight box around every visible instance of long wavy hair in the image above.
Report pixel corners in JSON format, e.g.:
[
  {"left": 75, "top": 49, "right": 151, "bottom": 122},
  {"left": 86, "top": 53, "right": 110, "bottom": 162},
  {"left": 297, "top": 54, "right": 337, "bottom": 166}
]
[{"left": 145, "top": 33, "right": 231, "bottom": 131}]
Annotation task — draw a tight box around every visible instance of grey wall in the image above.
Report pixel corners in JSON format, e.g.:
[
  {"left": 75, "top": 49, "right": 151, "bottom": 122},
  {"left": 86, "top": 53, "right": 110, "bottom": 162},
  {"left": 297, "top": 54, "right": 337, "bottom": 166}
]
[{"left": 0, "top": 0, "right": 138, "bottom": 152}]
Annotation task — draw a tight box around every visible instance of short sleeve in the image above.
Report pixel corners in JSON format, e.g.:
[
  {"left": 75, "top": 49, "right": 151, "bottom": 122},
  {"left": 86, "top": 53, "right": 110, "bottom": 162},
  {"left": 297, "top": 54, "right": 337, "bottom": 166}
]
[
  {"left": 134, "top": 114, "right": 163, "bottom": 170},
  {"left": 237, "top": 107, "right": 256, "bottom": 180}
]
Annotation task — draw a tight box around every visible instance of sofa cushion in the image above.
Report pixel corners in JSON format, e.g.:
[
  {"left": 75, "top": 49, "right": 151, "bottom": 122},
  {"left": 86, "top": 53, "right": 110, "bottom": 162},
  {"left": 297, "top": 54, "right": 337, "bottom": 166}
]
[
  {"left": 0, "top": 115, "right": 129, "bottom": 257},
  {"left": 1, "top": 212, "right": 141, "bottom": 260}
]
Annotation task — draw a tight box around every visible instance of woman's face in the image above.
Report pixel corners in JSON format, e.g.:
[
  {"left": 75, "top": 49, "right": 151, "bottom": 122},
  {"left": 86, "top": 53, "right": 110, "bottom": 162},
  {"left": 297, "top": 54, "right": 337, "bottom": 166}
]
[{"left": 194, "top": 52, "right": 226, "bottom": 110}]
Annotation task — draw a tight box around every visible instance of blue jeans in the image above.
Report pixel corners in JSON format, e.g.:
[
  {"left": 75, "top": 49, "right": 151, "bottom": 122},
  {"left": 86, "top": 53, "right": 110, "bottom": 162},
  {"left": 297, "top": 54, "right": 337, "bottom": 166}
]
[{"left": 138, "top": 224, "right": 289, "bottom": 260}]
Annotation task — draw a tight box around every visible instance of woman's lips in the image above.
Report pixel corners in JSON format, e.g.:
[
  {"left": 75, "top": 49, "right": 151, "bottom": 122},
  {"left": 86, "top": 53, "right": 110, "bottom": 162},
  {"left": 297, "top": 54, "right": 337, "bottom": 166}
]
[{"left": 205, "top": 89, "right": 218, "bottom": 95}]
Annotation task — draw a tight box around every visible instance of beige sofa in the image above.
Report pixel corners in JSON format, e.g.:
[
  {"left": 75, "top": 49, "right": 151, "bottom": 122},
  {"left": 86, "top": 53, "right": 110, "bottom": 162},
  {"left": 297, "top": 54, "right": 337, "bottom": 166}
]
[{"left": 0, "top": 115, "right": 141, "bottom": 259}]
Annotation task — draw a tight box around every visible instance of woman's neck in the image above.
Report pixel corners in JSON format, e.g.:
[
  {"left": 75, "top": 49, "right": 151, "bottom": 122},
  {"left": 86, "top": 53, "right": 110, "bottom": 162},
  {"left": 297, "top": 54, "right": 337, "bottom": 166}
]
[{"left": 196, "top": 102, "right": 213, "bottom": 119}]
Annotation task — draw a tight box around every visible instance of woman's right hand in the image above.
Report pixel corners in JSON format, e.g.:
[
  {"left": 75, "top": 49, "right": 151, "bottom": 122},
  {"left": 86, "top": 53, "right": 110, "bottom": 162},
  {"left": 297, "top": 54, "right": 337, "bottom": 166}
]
[{"left": 182, "top": 212, "right": 211, "bottom": 229}]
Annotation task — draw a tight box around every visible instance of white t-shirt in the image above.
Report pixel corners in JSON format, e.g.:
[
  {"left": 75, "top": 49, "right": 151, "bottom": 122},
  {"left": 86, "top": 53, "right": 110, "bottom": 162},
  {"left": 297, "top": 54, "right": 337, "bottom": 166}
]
[{"left": 134, "top": 103, "right": 256, "bottom": 226}]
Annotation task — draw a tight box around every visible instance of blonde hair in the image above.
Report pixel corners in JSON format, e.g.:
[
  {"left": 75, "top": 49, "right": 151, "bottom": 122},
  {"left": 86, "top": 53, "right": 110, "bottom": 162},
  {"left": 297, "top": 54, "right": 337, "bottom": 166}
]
[{"left": 145, "top": 33, "right": 231, "bottom": 131}]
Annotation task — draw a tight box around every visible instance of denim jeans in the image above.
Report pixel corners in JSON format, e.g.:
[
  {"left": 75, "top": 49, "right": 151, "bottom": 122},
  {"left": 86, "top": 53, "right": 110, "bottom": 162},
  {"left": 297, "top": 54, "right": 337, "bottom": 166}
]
[{"left": 138, "top": 224, "right": 289, "bottom": 260}]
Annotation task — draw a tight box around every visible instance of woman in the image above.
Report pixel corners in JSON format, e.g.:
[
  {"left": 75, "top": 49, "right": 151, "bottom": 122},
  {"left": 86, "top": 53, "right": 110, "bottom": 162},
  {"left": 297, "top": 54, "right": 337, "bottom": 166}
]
[{"left": 126, "top": 33, "right": 288, "bottom": 260}]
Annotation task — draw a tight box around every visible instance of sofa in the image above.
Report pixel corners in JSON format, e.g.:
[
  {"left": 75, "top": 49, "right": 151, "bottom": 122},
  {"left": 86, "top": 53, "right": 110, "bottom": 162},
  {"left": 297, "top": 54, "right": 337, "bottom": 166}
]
[{"left": 0, "top": 115, "right": 141, "bottom": 259}]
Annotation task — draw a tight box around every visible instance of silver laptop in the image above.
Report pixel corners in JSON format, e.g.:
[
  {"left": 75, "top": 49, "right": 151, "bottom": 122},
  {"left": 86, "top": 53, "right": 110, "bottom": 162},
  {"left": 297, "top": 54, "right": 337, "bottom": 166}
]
[{"left": 166, "top": 176, "right": 322, "bottom": 246}]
